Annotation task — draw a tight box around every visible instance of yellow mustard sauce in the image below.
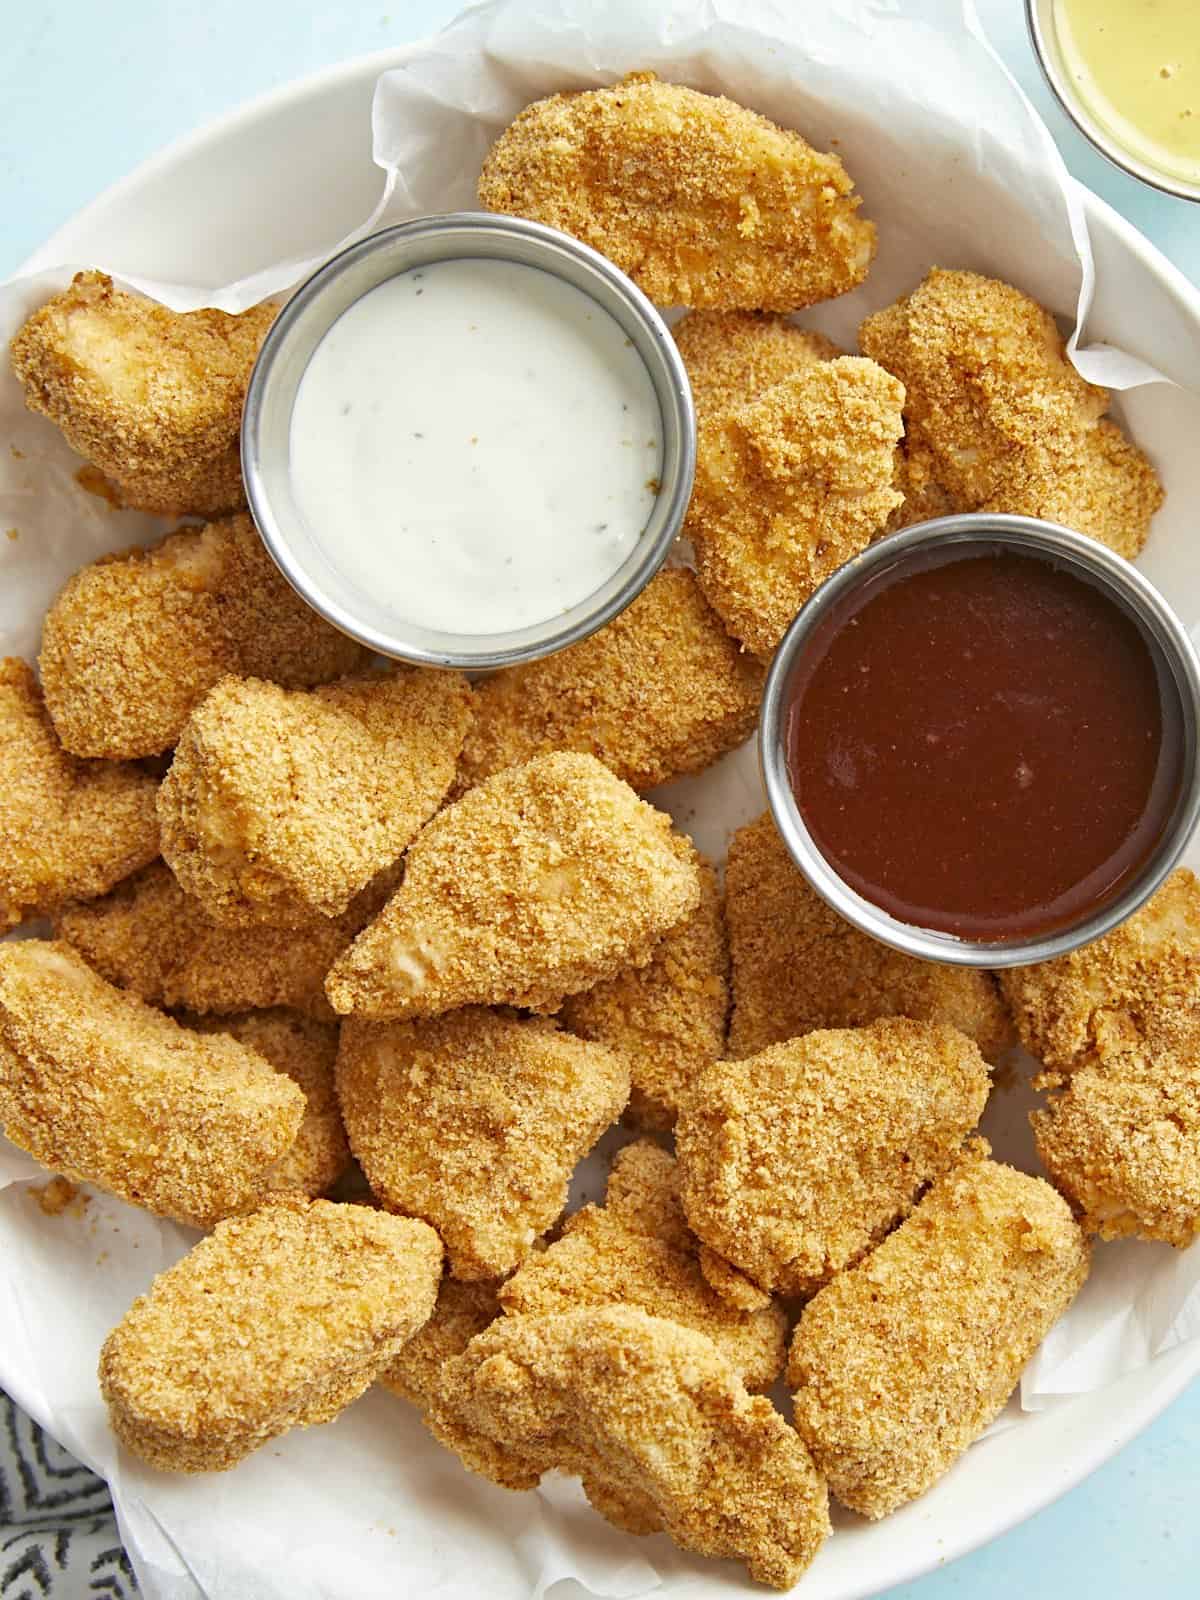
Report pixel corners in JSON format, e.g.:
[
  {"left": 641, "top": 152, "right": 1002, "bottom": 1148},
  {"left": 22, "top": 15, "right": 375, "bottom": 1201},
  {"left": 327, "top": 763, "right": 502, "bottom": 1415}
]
[{"left": 1053, "top": 0, "right": 1200, "bottom": 185}]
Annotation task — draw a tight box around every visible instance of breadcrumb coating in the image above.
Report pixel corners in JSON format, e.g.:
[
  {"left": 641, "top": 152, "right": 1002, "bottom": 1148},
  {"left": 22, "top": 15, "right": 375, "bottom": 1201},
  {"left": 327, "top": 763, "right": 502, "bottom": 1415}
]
[
  {"left": 99, "top": 1196, "right": 442, "bottom": 1472},
  {"left": 428, "top": 1305, "right": 830, "bottom": 1589},
  {"left": 0, "top": 658, "right": 159, "bottom": 929},
  {"left": 11, "top": 271, "right": 274, "bottom": 517},
  {"left": 325, "top": 753, "right": 701, "bottom": 1020},
  {"left": 39, "top": 515, "right": 369, "bottom": 759},
  {"left": 455, "top": 570, "right": 761, "bottom": 794},
  {"left": 672, "top": 311, "right": 841, "bottom": 422},
  {"left": 1000, "top": 869, "right": 1200, "bottom": 1074},
  {"left": 478, "top": 72, "right": 875, "bottom": 313},
  {"left": 194, "top": 1010, "right": 348, "bottom": 1199},
  {"left": 883, "top": 438, "right": 963, "bottom": 531},
  {"left": 380, "top": 1276, "right": 502, "bottom": 1412},
  {"left": 726, "top": 814, "right": 1012, "bottom": 1060},
  {"left": 686, "top": 357, "right": 904, "bottom": 656},
  {"left": 560, "top": 858, "right": 728, "bottom": 1130},
  {"left": 1033, "top": 997, "right": 1200, "bottom": 1247},
  {"left": 676, "top": 1021, "right": 991, "bottom": 1299},
  {"left": 336, "top": 1007, "right": 629, "bottom": 1279},
  {"left": 159, "top": 669, "right": 472, "bottom": 926},
  {"left": 500, "top": 1140, "right": 786, "bottom": 1388},
  {"left": 788, "top": 1145, "right": 1090, "bottom": 1518},
  {"left": 0, "top": 941, "right": 304, "bottom": 1227},
  {"left": 859, "top": 269, "right": 1162, "bottom": 558}
]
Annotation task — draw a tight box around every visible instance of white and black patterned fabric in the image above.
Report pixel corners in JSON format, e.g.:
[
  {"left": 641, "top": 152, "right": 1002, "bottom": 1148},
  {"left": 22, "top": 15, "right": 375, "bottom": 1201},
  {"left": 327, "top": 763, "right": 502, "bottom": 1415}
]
[{"left": 1, "top": 1392, "right": 134, "bottom": 1600}]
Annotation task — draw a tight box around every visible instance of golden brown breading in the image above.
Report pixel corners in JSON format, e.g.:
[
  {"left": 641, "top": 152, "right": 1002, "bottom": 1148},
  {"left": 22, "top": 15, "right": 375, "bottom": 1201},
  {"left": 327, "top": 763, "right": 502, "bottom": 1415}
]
[
  {"left": 478, "top": 72, "right": 875, "bottom": 313},
  {"left": 788, "top": 1144, "right": 1090, "bottom": 1518},
  {"left": 193, "top": 1010, "right": 348, "bottom": 1198},
  {"left": 379, "top": 1276, "right": 502, "bottom": 1411},
  {"left": 883, "top": 438, "right": 963, "bottom": 531},
  {"left": 726, "top": 814, "right": 1012, "bottom": 1060},
  {"left": 1032, "top": 997, "right": 1200, "bottom": 1246},
  {"left": 325, "top": 753, "right": 701, "bottom": 1020},
  {"left": 560, "top": 858, "right": 728, "bottom": 1130},
  {"left": 10, "top": 271, "right": 274, "bottom": 517},
  {"left": 158, "top": 670, "right": 472, "bottom": 926},
  {"left": 99, "top": 1196, "right": 442, "bottom": 1472},
  {"left": 39, "top": 515, "right": 370, "bottom": 759},
  {"left": 686, "top": 358, "right": 904, "bottom": 656},
  {"left": 0, "top": 941, "right": 304, "bottom": 1227},
  {"left": 1000, "top": 869, "right": 1200, "bottom": 1075},
  {"left": 427, "top": 1305, "right": 830, "bottom": 1590},
  {"left": 859, "top": 269, "right": 1163, "bottom": 558},
  {"left": 500, "top": 1140, "right": 785, "bottom": 1388},
  {"left": 336, "top": 1008, "right": 629, "bottom": 1279},
  {"left": 672, "top": 311, "right": 841, "bottom": 423},
  {"left": 455, "top": 570, "right": 761, "bottom": 794},
  {"left": 676, "top": 1021, "right": 991, "bottom": 1299},
  {"left": 0, "top": 658, "right": 159, "bottom": 929}
]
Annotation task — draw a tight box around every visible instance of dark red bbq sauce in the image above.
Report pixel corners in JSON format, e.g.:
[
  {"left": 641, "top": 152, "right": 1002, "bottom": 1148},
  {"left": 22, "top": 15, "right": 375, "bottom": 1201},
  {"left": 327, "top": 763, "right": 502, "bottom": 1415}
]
[{"left": 785, "top": 547, "right": 1183, "bottom": 941}]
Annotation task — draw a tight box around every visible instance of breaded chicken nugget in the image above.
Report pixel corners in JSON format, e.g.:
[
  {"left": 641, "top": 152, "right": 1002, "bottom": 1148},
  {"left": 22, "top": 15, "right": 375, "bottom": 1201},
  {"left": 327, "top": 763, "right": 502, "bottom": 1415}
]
[
  {"left": 1000, "top": 869, "right": 1200, "bottom": 1075},
  {"left": 500, "top": 1140, "right": 785, "bottom": 1388},
  {"left": 686, "top": 358, "right": 904, "bottom": 656},
  {"left": 99, "top": 1196, "right": 442, "bottom": 1472},
  {"left": 478, "top": 72, "right": 874, "bottom": 313},
  {"left": 325, "top": 753, "right": 701, "bottom": 1020},
  {"left": 788, "top": 1144, "right": 1089, "bottom": 1518},
  {"left": 884, "top": 438, "right": 963, "bottom": 532},
  {"left": 560, "top": 858, "right": 728, "bottom": 1130},
  {"left": 672, "top": 311, "right": 841, "bottom": 423},
  {"left": 335, "top": 1008, "right": 629, "bottom": 1279},
  {"left": 53, "top": 860, "right": 388, "bottom": 1021},
  {"left": 39, "top": 515, "right": 369, "bottom": 759},
  {"left": 676, "top": 1021, "right": 991, "bottom": 1299},
  {"left": 726, "top": 814, "right": 1011, "bottom": 1060},
  {"left": 159, "top": 669, "right": 472, "bottom": 926},
  {"left": 0, "top": 941, "right": 304, "bottom": 1227},
  {"left": 428, "top": 1305, "right": 830, "bottom": 1589},
  {"left": 194, "top": 1010, "right": 348, "bottom": 1198},
  {"left": 1033, "top": 997, "right": 1200, "bottom": 1247},
  {"left": 380, "top": 1276, "right": 502, "bottom": 1412},
  {"left": 0, "top": 658, "right": 159, "bottom": 929},
  {"left": 455, "top": 570, "right": 761, "bottom": 794},
  {"left": 11, "top": 271, "right": 274, "bottom": 517},
  {"left": 859, "top": 269, "right": 1162, "bottom": 558}
]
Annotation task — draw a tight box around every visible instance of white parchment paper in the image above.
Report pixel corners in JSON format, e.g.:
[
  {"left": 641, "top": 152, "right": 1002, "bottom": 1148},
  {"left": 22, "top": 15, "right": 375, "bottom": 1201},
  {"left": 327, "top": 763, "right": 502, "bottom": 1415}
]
[{"left": 2, "top": 3, "right": 1199, "bottom": 1597}]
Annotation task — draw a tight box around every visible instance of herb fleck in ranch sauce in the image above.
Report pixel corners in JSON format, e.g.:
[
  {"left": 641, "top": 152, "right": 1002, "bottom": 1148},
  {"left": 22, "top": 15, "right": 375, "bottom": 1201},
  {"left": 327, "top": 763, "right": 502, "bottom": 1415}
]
[{"left": 288, "top": 258, "right": 663, "bottom": 637}]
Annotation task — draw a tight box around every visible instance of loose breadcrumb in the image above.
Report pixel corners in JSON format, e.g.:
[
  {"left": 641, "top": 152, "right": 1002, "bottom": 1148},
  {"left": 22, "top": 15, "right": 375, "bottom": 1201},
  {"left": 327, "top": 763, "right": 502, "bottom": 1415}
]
[
  {"left": 335, "top": 1007, "right": 629, "bottom": 1279},
  {"left": 0, "top": 941, "right": 304, "bottom": 1227},
  {"left": 428, "top": 1305, "right": 830, "bottom": 1589},
  {"left": 500, "top": 1140, "right": 785, "bottom": 1388},
  {"left": 159, "top": 669, "right": 472, "bottom": 925},
  {"left": 478, "top": 72, "right": 875, "bottom": 312},
  {"left": 39, "top": 515, "right": 369, "bottom": 759},
  {"left": 788, "top": 1144, "right": 1089, "bottom": 1518},
  {"left": 325, "top": 753, "right": 701, "bottom": 1020},
  {"left": 726, "top": 814, "right": 1012, "bottom": 1060},
  {"left": 455, "top": 570, "right": 762, "bottom": 794},
  {"left": 686, "top": 357, "right": 904, "bottom": 656},
  {"left": 99, "top": 1196, "right": 442, "bottom": 1472},
  {"left": 560, "top": 858, "right": 728, "bottom": 1129},
  {"left": 1000, "top": 869, "right": 1200, "bottom": 1074},
  {"left": 676, "top": 1021, "right": 991, "bottom": 1298},
  {"left": 672, "top": 311, "right": 841, "bottom": 423},
  {"left": 380, "top": 1277, "right": 502, "bottom": 1411},
  {"left": 0, "top": 658, "right": 159, "bottom": 929},
  {"left": 11, "top": 271, "right": 275, "bottom": 517}
]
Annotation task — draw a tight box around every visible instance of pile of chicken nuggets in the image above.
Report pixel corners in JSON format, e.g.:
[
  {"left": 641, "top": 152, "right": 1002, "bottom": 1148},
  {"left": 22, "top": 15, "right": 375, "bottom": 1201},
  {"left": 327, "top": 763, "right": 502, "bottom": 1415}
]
[{"left": 0, "top": 70, "right": 1194, "bottom": 1591}]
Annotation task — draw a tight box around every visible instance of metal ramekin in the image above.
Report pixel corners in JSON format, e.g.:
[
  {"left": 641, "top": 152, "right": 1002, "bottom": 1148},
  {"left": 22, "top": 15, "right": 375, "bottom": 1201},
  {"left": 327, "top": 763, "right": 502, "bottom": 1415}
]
[
  {"left": 760, "top": 514, "right": 1200, "bottom": 969},
  {"left": 242, "top": 213, "right": 695, "bottom": 670},
  {"left": 1027, "top": 0, "right": 1200, "bottom": 204}
]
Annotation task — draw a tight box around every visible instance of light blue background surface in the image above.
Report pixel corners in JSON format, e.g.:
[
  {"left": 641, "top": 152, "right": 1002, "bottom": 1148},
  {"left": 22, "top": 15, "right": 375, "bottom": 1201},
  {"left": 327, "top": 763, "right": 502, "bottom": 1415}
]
[{"left": 1, "top": 2, "right": 1197, "bottom": 1596}]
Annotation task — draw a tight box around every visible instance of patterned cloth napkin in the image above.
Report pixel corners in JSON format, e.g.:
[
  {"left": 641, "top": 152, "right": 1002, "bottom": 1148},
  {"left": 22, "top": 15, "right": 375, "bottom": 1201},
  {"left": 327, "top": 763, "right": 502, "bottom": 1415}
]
[{"left": 1, "top": 1392, "right": 135, "bottom": 1598}]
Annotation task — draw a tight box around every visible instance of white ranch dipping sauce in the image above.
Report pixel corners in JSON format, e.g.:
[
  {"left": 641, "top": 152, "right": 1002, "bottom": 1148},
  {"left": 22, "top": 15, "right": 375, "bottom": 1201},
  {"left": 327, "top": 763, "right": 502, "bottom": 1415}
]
[{"left": 289, "top": 258, "right": 664, "bottom": 636}]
